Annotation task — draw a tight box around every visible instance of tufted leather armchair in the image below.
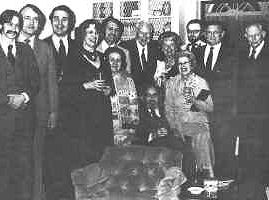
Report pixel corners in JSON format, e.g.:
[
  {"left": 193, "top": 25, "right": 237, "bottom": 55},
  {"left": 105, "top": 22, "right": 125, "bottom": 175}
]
[{"left": 71, "top": 145, "right": 183, "bottom": 200}]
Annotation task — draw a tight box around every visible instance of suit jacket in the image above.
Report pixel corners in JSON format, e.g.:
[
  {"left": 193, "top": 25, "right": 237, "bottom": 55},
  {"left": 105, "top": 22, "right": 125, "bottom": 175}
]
[
  {"left": 195, "top": 43, "right": 237, "bottom": 119},
  {"left": 237, "top": 41, "right": 269, "bottom": 117},
  {"left": 0, "top": 41, "right": 40, "bottom": 135},
  {"left": 32, "top": 38, "right": 58, "bottom": 125},
  {"left": 44, "top": 35, "right": 76, "bottom": 83},
  {"left": 119, "top": 39, "right": 160, "bottom": 94}
]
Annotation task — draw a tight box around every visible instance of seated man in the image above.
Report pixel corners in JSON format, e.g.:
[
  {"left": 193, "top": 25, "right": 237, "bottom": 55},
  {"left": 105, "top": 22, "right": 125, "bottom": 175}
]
[{"left": 134, "top": 85, "right": 195, "bottom": 180}]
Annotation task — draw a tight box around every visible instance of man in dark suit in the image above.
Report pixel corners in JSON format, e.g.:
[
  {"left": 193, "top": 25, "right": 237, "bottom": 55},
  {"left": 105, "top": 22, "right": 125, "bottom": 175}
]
[
  {"left": 195, "top": 21, "right": 237, "bottom": 178},
  {"left": 44, "top": 5, "right": 76, "bottom": 83},
  {"left": 0, "top": 9, "right": 40, "bottom": 200},
  {"left": 43, "top": 5, "right": 76, "bottom": 200},
  {"left": 18, "top": 4, "right": 58, "bottom": 200},
  {"left": 119, "top": 21, "right": 160, "bottom": 95},
  {"left": 237, "top": 22, "right": 269, "bottom": 184}
]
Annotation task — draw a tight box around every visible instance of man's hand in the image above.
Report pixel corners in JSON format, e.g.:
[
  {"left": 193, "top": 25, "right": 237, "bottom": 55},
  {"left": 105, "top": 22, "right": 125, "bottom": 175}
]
[{"left": 7, "top": 94, "right": 26, "bottom": 110}]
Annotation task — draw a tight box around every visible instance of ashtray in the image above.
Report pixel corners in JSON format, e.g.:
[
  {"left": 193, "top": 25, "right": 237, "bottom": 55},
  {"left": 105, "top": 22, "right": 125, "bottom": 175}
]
[{"left": 187, "top": 186, "right": 204, "bottom": 195}]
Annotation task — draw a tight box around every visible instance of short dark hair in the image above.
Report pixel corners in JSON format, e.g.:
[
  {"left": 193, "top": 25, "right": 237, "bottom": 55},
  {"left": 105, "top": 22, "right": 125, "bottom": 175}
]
[
  {"left": 158, "top": 31, "right": 183, "bottom": 51},
  {"left": 49, "top": 5, "right": 76, "bottom": 34},
  {"left": 104, "top": 47, "right": 127, "bottom": 71},
  {"left": 19, "top": 4, "right": 46, "bottom": 36},
  {"left": 101, "top": 16, "right": 124, "bottom": 42},
  {"left": 205, "top": 20, "right": 226, "bottom": 32},
  {"left": 75, "top": 19, "right": 101, "bottom": 47},
  {"left": 186, "top": 19, "right": 204, "bottom": 30},
  {"left": 0, "top": 9, "right": 23, "bottom": 30}
]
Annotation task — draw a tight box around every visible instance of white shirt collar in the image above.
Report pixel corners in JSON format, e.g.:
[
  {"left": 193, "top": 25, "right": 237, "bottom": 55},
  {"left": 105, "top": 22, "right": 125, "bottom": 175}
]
[
  {"left": 52, "top": 34, "right": 69, "bottom": 54},
  {"left": 249, "top": 40, "right": 264, "bottom": 59},
  {"left": 136, "top": 40, "right": 148, "bottom": 66},
  {"left": 17, "top": 34, "right": 35, "bottom": 49},
  {"left": 99, "top": 40, "right": 116, "bottom": 53},
  {"left": 204, "top": 42, "right": 222, "bottom": 70},
  {"left": 0, "top": 34, "right": 16, "bottom": 56}
]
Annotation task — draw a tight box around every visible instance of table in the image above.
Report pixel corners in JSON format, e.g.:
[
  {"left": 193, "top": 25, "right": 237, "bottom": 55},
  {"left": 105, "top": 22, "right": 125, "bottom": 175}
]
[{"left": 178, "top": 180, "right": 267, "bottom": 200}]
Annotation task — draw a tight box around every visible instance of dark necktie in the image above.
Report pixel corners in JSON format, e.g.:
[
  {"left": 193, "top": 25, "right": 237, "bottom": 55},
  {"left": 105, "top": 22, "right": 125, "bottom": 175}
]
[
  {"left": 205, "top": 46, "right": 214, "bottom": 72},
  {"left": 57, "top": 39, "right": 66, "bottom": 81},
  {"left": 141, "top": 48, "right": 147, "bottom": 70},
  {"left": 59, "top": 39, "right": 66, "bottom": 59},
  {"left": 7, "top": 45, "right": 15, "bottom": 66},
  {"left": 25, "top": 39, "right": 30, "bottom": 45},
  {"left": 249, "top": 48, "right": 256, "bottom": 60}
]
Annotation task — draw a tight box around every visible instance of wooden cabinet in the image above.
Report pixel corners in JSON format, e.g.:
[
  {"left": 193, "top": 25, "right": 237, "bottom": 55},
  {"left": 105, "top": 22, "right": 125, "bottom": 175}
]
[{"left": 89, "top": 0, "right": 180, "bottom": 40}]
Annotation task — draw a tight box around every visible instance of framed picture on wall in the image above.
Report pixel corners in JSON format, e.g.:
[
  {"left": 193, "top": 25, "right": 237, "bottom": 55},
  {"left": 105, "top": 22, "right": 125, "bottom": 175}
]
[{"left": 93, "top": 2, "right": 113, "bottom": 19}]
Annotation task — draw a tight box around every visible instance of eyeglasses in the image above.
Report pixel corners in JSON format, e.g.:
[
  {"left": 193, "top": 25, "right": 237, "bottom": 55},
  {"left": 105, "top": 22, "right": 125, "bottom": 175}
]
[{"left": 178, "top": 61, "right": 191, "bottom": 65}]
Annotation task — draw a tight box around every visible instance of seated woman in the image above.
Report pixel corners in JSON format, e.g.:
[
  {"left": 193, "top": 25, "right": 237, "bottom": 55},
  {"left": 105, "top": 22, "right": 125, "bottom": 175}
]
[
  {"left": 165, "top": 50, "right": 215, "bottom": 178},
  {"left": 104, "top": 47, "right": 139, "bottom": 145}
]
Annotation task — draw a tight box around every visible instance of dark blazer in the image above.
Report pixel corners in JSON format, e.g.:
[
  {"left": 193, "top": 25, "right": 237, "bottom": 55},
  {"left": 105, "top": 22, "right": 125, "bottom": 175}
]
[
  {"left": 119, "top": 39, "right": 160, "bottom": 94},
  {"left": 237, "top": 41, "right": 269, "bottom": 117},
  {"left": 0, "top": 41, "right": 40, "bottom": 134},
  {"left": 33, "top": 38, "right": 58, "bottom": 125},
  {"left": 195, "top": 43, "right": 236, "bottom": 118},
  {"left": 44, "top": 35, "right": 76, "bottom": 82}
]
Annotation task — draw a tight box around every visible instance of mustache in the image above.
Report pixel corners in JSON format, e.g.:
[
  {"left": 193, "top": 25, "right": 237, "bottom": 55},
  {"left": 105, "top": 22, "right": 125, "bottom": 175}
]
[{"left": 6, "top": 30, "right": 18, "bottom": 35}]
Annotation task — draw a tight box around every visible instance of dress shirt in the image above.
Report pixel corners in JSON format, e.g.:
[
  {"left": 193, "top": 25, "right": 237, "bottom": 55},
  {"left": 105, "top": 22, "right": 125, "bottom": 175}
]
[
  {"left": 0, "top": 35, "right": 29, "bottom": 103},
  {"left": 99, "top": 40, "right": 116, "bottom": 53},
  {"left": 17, "top": 34, "right": 35, "bottom": 49},
  {"left": 52, "top": 34, "right": 69, "bottom": 54},
  {"left": 248, "top": 40, "right": 264, "bottom": 59},
  {"left": 136, "top": 40, "right": 148, "bottom": 68},
  {"left": 0, "top": 35, "right": 16, "bottom": 56},
  {"left": 204, "top": 42, "right": 222, "bottom": 70}
]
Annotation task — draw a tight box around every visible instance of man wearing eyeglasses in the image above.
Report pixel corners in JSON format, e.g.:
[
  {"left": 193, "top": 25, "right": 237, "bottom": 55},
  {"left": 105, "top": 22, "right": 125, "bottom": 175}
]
[
  {"left": 18, "top": 4, "right": 58, "bottom": 200},
  {"left": 195, "top": 21, "right": 237, "bottom": 179},
  {"left": 0, "top": 9, "right": 40, "bottom": 200}
]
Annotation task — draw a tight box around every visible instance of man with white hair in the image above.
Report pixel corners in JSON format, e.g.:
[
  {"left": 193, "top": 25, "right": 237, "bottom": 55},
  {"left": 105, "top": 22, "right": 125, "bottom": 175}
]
[
  {"left": 237, "top": 22, "right": 269, "bottom": 185},
  {"left": 119, "top": 21, "right": 160, "bottom": 95}
]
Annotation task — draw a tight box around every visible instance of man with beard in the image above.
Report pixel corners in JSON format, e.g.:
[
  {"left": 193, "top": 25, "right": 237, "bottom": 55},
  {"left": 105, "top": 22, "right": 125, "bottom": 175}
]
[
  {"left": 0, "top": 9, "right": 40, "bottom": 200},
  {"left": 182, "top": 19, "right": 206, "bottom": 52},
  {"left": 97, "top": 16, "right": 131, "bottom": 73},
  {"left": 18, "top": 4, "right": 58, "bottom": 200}
]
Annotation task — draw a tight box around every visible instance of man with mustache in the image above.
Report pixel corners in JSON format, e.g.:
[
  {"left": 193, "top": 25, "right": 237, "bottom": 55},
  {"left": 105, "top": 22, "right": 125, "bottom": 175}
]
[
  {"left": 18, "top": 4, "right": 58, "bottom": 200},
  {"left": 97, "top": 16, "right": 131, "bottom": 73},
  {"left": 0, "top": 9, "right": 40, "bottom": 200}
]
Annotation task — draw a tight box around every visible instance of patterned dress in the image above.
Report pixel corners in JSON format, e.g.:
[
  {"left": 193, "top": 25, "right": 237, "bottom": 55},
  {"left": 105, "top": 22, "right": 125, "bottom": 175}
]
[
  {"left": 111, "top": 72, "right": 139, "bottom": 141},
  {"left": 165, "top": 73, "right": 215, "bottom": 176}
]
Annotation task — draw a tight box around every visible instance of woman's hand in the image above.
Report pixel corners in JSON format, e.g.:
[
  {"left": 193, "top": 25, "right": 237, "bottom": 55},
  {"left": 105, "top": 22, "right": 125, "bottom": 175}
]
[{"left": 83, "top": 80, "right": 106, "bottom": 92}]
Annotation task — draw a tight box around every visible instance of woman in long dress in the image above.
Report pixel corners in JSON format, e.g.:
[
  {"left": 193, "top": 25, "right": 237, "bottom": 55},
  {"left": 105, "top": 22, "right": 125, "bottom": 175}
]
[
  {"left": 165, "top": 50, "right": 215, "bottom": 177},
  {"left": 63, "top": 19, "right": 114, "bottom": 167},
  {"left": 104, "top": 47, "right": 139, "bottom": 145}
]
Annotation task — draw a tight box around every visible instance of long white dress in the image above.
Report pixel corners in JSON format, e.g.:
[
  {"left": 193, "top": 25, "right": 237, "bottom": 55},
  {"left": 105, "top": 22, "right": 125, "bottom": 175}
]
[{"left": 165, "top": 73, "right": 215, "bottom": 176}]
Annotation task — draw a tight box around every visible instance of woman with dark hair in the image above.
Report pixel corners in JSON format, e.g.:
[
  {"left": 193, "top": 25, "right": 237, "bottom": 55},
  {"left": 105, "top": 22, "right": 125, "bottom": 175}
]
[
  {"left": 104, "top": 47, "right": 139, "bottom": 145},
  {"left": 165, "top": 50, "right": 215, "bottom": 178},
  {"left": 63, "top": 19, "right": 114, "bottom": 167},
  {"left": 155, "top": 31, "right": 183, "bottom": 87}
]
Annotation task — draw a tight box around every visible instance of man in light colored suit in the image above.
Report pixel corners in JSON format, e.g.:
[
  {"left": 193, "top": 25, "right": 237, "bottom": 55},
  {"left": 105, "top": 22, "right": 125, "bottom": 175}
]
[{"left": 18, "top": 4, "right": 58, "bottom": 200}]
